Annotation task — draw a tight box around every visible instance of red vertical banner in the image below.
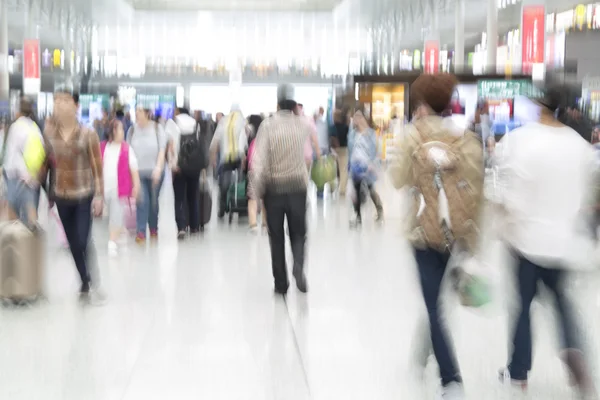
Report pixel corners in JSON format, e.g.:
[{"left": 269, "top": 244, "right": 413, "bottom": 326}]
[
  {"left": 522, "top": 5, "right": 545, "bottom": 75},
  {"left": 424, "top": 40, "right": 440, "bottom": 74},
  {"left": 23, "top": 39, "right": 40, "bottom": 94}
]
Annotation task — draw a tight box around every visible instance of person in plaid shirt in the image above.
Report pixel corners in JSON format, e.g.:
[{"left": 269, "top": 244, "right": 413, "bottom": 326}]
[{"left": 43, "top": 89, "right": 105, "bottom": 305}]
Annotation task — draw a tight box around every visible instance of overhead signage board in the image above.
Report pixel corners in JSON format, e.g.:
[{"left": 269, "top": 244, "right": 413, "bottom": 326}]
[
  {"left": 522, "top": 5, "right": 545, "bottom": 75},
  {"left": 23, "top": 39, "right": 40, "bottom": 95}
]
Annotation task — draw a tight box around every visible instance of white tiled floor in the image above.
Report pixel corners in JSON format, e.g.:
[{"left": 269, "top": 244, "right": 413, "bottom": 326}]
[{"left": 1, "top": 175, "right": 600, "bottom": 400}]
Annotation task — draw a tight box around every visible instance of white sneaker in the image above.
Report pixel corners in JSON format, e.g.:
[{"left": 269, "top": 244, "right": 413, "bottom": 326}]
[
  {"left": 108, "top": 241, "right": 118, "bottom": 257},
  {"left": 438, "top": 382, "right": 465, "bottom": 400}
]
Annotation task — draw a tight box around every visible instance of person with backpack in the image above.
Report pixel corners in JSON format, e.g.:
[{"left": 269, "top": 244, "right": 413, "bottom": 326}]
[
  {"left": 388, "top": 73, "right": 484, "bottom": 399},
  {"left": 166, "top": 107, "right": 207, "bottom": 239},
  {"left": 127, "top": 106, "right": 167, "bottom": 243}
]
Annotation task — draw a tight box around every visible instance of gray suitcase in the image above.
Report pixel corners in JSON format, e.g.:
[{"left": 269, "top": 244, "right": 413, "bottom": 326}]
[{"left": 0, "top": 221, "right": 44, "bottom": 302}]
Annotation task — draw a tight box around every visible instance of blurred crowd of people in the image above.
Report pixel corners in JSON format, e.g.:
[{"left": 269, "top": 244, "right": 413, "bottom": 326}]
[{"left": 1, "top": 74, "right": 600, "bottom": 399}]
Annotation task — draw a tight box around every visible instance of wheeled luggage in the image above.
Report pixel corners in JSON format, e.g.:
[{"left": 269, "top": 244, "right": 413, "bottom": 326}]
[
  {"left": 199, "top": 170, "right": 212, "bottom": 230},
  {"left": 226, "top": 170, "right": 248, "bottom": 224},
  {"left": 183, "top": 171, "right": 212, "bottom": 231},
  {"left": 0, "top": 220, "right": 44, "bottom": 303}
]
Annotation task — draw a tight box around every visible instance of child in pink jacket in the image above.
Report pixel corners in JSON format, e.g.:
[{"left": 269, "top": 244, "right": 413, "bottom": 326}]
[{"left": 101, "top": 120, "right": 141, "bottom": 256}]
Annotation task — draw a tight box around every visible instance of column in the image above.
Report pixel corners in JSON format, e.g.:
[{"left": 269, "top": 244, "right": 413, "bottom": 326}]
[
  {"left": 486, "top": 0, "right": 498, "bottom": 73},
  {"left": 454, "top": 0, "right": 465, "bottom": 73},
  {"left": 0, "top": 0, "right": 9, "bottom": 102}
]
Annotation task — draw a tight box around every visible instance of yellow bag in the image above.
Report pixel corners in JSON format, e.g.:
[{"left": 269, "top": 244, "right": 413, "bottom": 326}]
[{"left": 23, "top": 129, "right": 46, "bottom": 177}]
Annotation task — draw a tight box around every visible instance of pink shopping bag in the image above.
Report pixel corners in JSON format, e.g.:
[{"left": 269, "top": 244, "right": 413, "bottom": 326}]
[
  {"left": 50, "top": 208, "right": 68, "bottom": 249},
  {"left": 122, "top": 198, "right": 137, "bottom": 234}
]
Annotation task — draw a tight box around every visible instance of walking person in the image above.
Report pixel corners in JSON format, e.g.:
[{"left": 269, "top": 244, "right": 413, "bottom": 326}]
[
  {"left": 348, "top": 107, "right": 383, "bottom": 226},
  {"left": 43, "top": 89, "right": 105, "bottom": 304},
  {"left": 101, "top": 119, "right": 140, "bottom": 256},
  {"left": 246, "top": 114, "right": 267, "bottom": 234},
  {"left": 495, "top": 87, "right": 598, "bottom": 399},
  {"left": 127, "top": 106, "right": 167, "bottom": 243},
  {"left": 388, "top": 74, "right": 484, "bottom": 399},
  {"left": 166, "top": 107, "right": 207, "bottom": 239},
  {"left": 209, "top": 106, "right": 248, "bottom": 219},
  {"left": 330, "top": 109, "right": 350, "bottom": 196},
  {"left": 3, "top": 96, "right": 44, "bottom": 227},
  {"left": 252, "top": 84, "right": 320, "bottom": 294}
]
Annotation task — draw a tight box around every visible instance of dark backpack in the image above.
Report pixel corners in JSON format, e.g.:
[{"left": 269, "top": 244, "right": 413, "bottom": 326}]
[{"left": 178, "top": 122, "right": 205, "bottom": 175}]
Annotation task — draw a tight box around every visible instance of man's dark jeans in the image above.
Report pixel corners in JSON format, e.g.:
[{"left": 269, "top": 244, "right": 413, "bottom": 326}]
[
  {"left": 55, "top": 197, "right": 97, "bottom": 290},
  {"left": 264, "top": 191, "right": 307, "bottom": 291},
  {"left": 217, "top": 160, "right": 242, "bottom": 217},
  {"left": 508, "top": 254, "right": 581, "bottom": 380},
  {"left": 173, "top": 171, "right": 200, "bottom": 231},
  {"left": 414, "top": 247, "right": 462, "bottom": 386}
]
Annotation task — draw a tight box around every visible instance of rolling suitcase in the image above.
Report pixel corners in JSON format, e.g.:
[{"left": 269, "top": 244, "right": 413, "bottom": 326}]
[
  {"left": 199, "top": 170, "right": 212, "bottom": 230},
  {"left": 226, "top": 170, "right": 248, "bottom": 224},
  {"left": 0, "top": 220, "right": 44, "bottom": 303}
]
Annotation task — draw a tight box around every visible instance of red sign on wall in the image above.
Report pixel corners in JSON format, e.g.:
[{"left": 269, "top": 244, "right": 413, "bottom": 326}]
[
  {"left": 522, "top": 5, "right": 545, "bottom": 74},
  {"left": 23, "top": 39, "right": 40, "bottom": 80},
  {"left": 424, "top": 40, "right": 439, "bottom": 74}
]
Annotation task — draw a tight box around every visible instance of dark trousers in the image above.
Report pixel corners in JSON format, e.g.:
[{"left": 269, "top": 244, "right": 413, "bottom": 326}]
[
  {"left": 264, "top": 191, "right": 307, "bottom": 290},
  {"left": 352, "top": 178, "right": 383, "bottom": 218},
  {"left": 173, "top": 172, "right": 200, "bottom": 231},
  {"left": 415, "top": 248, "right": 462, "bottom": 386},
  {"left": 508, "top": 255, "right": 581, "bottom": 380},
  {"left": 56, "top": 197, "right": 96, "bottom": 290},
  {"left": 218, "top": 161, "right": 241, "bottom": 216}
]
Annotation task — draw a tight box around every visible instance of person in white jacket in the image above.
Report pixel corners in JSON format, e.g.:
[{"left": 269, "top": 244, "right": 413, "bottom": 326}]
[
  {"left": 166, "top": 107, "right": 206, "bottom": 238},
  {"left": 495, "top": 87, "right": 598, "bottom": 398}
]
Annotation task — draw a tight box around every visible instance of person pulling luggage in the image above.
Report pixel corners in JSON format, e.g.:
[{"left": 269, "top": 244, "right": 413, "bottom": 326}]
[
  {"left": 209, "top": 106, "right": 248, "bottom": 219},
  {"left": 2, "top": 96, "right": 45, "bottom": 229},
  {"left": 166, "top": 107, "right": 207, "bottom": 239}
]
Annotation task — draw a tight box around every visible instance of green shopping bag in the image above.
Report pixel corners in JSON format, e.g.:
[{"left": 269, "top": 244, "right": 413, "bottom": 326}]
[
  {"left": 311, "top": 156, "right": 337, "bottom": 191},
  {"left": 458, "top": 272, "right": 492, "bottom": 308}
]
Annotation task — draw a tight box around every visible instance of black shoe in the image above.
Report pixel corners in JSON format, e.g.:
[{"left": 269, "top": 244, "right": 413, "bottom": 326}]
[
  {"left": 79, "top": 282, "right": 90, "bottom": 294},
  {"left": 274, "top": 286, "right": 288, "bottom": 295},
  {"left": 294, "top": 273, "right": 308, "bottom": 293}
]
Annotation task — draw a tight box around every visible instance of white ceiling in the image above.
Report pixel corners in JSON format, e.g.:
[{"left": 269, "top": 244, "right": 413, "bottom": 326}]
[{"left": 126, "top": 0, "right": 342, "bottom": 11}]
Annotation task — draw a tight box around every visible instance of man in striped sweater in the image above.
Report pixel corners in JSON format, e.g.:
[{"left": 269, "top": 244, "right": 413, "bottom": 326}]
[{"left": 251, "top": 84, "right": 320, "bottom": 294}]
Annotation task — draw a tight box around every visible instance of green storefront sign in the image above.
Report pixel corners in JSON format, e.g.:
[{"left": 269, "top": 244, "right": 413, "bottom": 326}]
[
  {"left": 478, "top": 80, "right": 543, "bottom": 100},
  {"left": 79, "top": 94, "right": 110, "bottom": 112},
  {"left": 136, "top": 94, "right": 175, "bottom": 111}
]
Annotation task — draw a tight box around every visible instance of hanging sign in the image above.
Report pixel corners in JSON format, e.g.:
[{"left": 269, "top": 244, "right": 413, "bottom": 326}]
[
  {"left": 413, "top": 50, "right": 421, "bottom": 70},
  {"left": 424, "top": 40, "right": 439, "bottom": 74},
  {"left": 522, "top": 5, "right": 545, "bottom": 74},
  {"left": 23, "top": 39, "right": 40, "bottom": 95}
]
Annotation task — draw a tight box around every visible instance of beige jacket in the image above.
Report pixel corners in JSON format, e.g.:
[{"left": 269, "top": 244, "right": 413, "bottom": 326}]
[{"left": 388, "top": 115, "right": 484, "bottom": 250}]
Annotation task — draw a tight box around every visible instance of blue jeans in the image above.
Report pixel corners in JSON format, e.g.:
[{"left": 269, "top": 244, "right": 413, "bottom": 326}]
[
  {"left": 508, "top": 255, "right": 581, "bottom": 380},
  {"left": 415, "top": 247, "right": 462, "bottom": 386},
  {"left": 56, "top": 197, "right": 97, "bottom": 290},
  {"left": 5, "top": 175, "right": 40, "bottom": 227},
  {"left": 136, "top": 174, "right": 163, "bottom": 236}
]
